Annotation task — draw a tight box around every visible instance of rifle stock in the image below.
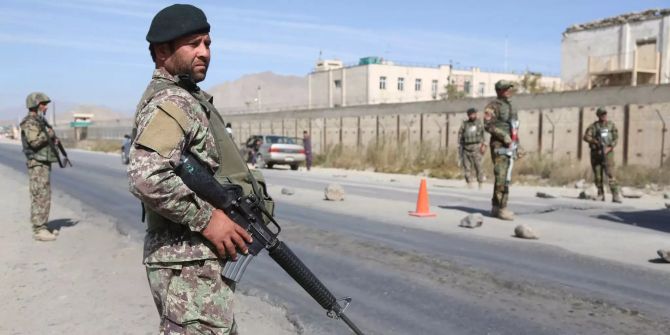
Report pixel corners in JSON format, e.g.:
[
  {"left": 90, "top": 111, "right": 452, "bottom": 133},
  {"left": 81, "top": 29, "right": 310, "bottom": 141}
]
[{"left": 175, "top": 154, "right": 365, "bottom": 335}]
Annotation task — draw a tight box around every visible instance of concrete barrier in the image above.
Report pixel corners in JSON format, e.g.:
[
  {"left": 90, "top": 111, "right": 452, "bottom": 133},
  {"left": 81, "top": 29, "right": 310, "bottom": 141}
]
[{"left": 55, "top": 84, "right": 670, "bottom": 167}]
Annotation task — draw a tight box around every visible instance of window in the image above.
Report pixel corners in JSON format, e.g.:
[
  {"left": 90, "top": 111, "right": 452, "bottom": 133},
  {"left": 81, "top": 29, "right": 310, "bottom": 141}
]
[
  {"left": 379, "top": 76, "right": 386, "bottom": 90},
  {"left": 266, "top": 136, "right": 296, "bottom": 144},
  {"left": 334, "top": 79, "right": 341, "bottom": 88},
  {"left": 464, "top": 80, "right": 471, "bottom": 94},
  {"left": 478, "top": 82, "right": 486, "bottom": 96},
  {"left": 431, "top": 80, "right": 438, "bottom": 97},
  {"left": 397, "top": 77, "right": 405, "bottom": 91},
  {"left": 415, "top": 78, "right": 422, "bottom": 91}
]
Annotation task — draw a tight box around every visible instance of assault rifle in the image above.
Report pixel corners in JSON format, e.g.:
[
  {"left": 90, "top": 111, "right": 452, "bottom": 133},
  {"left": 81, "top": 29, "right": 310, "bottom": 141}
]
[
  {"left": 175, "top": 154, "right": 365, "bottom": 335},
  {"left": 494, "top": 119, "right": 520, "bottom": 185},
  {"left": 43, "top": 121, "right": 72, "bottom": 168},
  {"left": 598, "top": 129, "right": 610, "bottom": 177},
  {"left": 48, "top": 135, "right": 72, "bottom": 168}
]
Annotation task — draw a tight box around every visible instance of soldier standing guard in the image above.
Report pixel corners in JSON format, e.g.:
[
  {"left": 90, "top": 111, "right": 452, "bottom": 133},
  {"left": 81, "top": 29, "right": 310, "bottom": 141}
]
[
  {"left": 583, "top": 107, "right": 622, "bottom": 203},
  {"left": 20, "top": 92, "right": 59, "bottom": 241},
  {"left": 128, "top": 4, "right": 274, "bottom": 334},
  {"left": 457, "top": 107, "right": 486, "bottom": 189},
  {"left": 483, "top": 80, "right": 518, "bottom": 220}
]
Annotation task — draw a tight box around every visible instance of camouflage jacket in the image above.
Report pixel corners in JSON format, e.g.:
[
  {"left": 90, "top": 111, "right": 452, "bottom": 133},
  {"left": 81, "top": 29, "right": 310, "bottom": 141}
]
[
  {"left": 583, "top": 120, "right": 618, "bottom": 151},
  {"left": 483, "top": 97, "right": 517, "bottom": 147},
  {"left": 128, "top": 68, "right": 220, "bottom": 264},
  {"left": 20, "top": 112, "right": 58, "bottom": 167},
  {"left": 458, "top": 118, "right": 485, "bottom": 146}
]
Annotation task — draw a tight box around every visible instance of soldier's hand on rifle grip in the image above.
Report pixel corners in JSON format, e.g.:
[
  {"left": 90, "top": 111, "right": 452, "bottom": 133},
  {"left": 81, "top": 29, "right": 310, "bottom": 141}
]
[
  {"left": 47, "top": 128, "right": 55, "bottom": 138},
  {"left": 503, "top": 135, "right": 512, "bottom": 148},
  {"left": 606, "top": 146, "right": 613, "bottom": 154},
  {"left": 479, "top": 143, "right": 486, "bottom": 154},
  {"left": 202, "top": 209, "right": 252, "bottom": 261}
]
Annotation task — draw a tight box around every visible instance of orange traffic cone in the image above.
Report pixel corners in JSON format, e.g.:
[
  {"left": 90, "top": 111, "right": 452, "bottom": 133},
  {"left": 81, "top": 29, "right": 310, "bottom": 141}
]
[{"left": 409, "top": 178, "right": 436, "bottom": 217}]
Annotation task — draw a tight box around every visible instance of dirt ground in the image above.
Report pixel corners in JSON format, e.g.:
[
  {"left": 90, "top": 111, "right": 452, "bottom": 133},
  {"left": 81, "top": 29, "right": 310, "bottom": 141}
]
[{"left": 0, "top": 163, "right": 297, "bottom": 335}]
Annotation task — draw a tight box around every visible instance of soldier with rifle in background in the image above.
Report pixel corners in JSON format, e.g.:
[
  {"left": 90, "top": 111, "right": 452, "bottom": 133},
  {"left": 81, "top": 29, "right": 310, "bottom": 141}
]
[
  {"left": 583, "top": 107, "right": 622, "bottom": 203},
  {"left": 128, "top": 5, "right": 363, "bottom": 334},
  {"left": 20, "top": 92, "right": 71, "bottom": 241},
  {"left": 483, "top": 80, "right": 519, "bottom": 221},
  {"left": 457, "top": 107, "right": 487, "bottom": 189}
]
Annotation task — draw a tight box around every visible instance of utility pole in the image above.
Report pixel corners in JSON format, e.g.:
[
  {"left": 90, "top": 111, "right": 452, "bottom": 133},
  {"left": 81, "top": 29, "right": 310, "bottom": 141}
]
[
  {"left": 447, "top": 59, "right": 453, "bottom": 99},
  {"left": 504, "top": 36, "right": 509, "bottom": 72},
  {"left": 257, "top": 85, "right": 262, "bottom": 111}
]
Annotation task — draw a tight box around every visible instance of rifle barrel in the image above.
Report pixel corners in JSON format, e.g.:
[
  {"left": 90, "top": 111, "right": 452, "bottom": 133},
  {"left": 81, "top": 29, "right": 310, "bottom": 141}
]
[{"left": 340, "top": 313, "right": 365, "bottom": 335}]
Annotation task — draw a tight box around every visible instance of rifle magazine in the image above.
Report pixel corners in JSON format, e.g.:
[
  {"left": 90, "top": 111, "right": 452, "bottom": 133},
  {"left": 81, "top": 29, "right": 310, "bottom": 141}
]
[{"left": 221, "top": 253, "right": 255, "bottom": 282}]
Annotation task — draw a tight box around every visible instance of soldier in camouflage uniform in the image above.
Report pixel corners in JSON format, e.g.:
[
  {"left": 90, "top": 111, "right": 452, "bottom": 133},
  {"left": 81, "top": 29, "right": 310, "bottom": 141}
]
[
  {"left": 127, "top": 5, "right": 273, "bottom": 334},
  {"left": 20, "top": 92, "right": 59, "bottom": 241},
  {"left": 583, "top": 107, "right": 622, "bottom": 203},
  {"left": 483, "top": 80, "right": 517, "bottom": 220},
  {"left": 457, "top": 108, "right": 487, "bottom": 189}
]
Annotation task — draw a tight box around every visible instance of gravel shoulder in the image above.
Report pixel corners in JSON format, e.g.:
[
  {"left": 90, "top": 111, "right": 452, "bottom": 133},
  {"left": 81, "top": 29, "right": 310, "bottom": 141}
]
[{"left": 0, "top": 162, "right": 297, "bottom": 335}]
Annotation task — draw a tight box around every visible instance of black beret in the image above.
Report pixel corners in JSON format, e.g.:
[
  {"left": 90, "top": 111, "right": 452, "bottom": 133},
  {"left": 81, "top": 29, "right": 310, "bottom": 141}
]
[{"left": 146, "top": 4, "right": 210, "bottom": 43}]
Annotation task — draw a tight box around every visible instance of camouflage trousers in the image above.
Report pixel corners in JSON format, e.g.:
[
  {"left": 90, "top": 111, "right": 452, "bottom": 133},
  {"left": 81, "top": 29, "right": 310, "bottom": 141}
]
[
  {"left": 462, "top": 144, "right": 483, "bottom": 183},
  {"left": 590, "top": 151, "right": 619, "bottom": 193},
  {"left": 490, "top": 146, "right": 510, "bottom": 208},
  {"left": 28, "top": 163, "right": 51, "bottom": 232},
  {"left": 146, "top": 259, "right": 237, "bottom": 335}
]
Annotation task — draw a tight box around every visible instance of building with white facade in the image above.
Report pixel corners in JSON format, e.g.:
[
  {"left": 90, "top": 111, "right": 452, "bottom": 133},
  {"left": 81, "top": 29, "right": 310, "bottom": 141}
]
[
  {"left": 562, "top": 8, "right": 670, "bottom": 90},
  {"left": 308, "top": 57, "right": 561, "bottom": 108}
]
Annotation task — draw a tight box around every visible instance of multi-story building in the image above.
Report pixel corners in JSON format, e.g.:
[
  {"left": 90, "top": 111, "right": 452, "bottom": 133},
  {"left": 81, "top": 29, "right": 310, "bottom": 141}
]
[
  {"left": 562, "top": 8, "right": 670, "bottom": 90},
  {"left": 308, "top": 57, "right": 561, "bottom": 108}
]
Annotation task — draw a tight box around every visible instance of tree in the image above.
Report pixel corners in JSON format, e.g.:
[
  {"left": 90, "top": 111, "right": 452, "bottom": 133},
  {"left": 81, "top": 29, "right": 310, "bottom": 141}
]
[
  {"left": 442, "top": 83, "right": 466, "bottom": 100},
  {"left": 519, "top": 71, "right": 546, "bottom": 94}
]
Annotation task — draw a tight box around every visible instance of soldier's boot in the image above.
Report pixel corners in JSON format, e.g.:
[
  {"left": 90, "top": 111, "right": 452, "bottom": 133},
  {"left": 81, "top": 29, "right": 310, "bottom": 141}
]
[
  {"left": 490, "top": 206, "right": 500, "bottom": 217},
  {"left": 467, "top": 182, "right": 474, "bottom": 189},
  {"left": 497, "top": 207, "right": 515, "bottom": 221},
  {"left": 33, "top": 229, "right": 57, "bottom": 242},
  {"left": 478, "top": 182, "right": 483, "bottom": 191},
  {"left": 596, "top": 188, "right": 605, "bottom": 202},
  {"left": 612, "top": 191, "right": 622, "bottom": 204}
]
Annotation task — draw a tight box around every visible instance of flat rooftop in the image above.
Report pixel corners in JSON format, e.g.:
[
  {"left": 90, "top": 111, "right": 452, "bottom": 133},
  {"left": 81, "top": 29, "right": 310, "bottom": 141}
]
[{"left": 564, "top": 8, "right": 670, "bottom": 34}]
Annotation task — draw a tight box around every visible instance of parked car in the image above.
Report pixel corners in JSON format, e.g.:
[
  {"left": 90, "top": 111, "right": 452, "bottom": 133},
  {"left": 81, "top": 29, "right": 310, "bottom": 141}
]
[
  {"left": 121, "top": 134, "right": 132, "bottom": 165},
  {"left": 242, "top": 135, "right": 305, "bottom": 170}
]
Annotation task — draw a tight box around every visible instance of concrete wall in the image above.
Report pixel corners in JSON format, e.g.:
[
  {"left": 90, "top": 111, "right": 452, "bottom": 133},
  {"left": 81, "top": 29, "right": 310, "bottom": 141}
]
[
  {"left": 223, "top": 84, "right": 670, "bottom": 168},
  {"left": 55, "top": 84, "right": 670, "bottom": 168},
  {"left": 562, "top": 15, "right": 670, "bottom": 89},
  {"left": 346, "top": 66, "right": 368, "bottom": 106}
]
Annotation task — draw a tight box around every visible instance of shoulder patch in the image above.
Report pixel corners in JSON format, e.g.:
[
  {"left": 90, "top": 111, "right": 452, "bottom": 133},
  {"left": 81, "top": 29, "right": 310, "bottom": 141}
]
[
  {"left": 135, "top": 103, "right": 188, "bottom": 157},
  {"left": 157, "top": 101, "right": 190, "bottom": 132}
]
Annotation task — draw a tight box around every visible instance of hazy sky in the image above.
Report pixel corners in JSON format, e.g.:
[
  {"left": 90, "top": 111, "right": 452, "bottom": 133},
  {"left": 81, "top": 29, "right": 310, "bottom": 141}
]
[{"left": 0, "top": 0, "right": 665, "bottom": 114}]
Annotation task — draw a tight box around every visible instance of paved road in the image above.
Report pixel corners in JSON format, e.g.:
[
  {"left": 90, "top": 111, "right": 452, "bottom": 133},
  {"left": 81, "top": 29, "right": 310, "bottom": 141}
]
[{"left": 2, "top": 142, "right": 670, "bottom": 335}]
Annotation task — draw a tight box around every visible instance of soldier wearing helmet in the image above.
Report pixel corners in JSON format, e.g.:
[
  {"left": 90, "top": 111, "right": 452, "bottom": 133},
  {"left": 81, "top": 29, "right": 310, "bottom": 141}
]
[
  {"left": 20, "top": 92, "right": 59, "bottom": 241},
  {"left": 457, "top": 107, "right": 486, "bottom": 189},
  {"left": 583, "top": 107, "right": 622, "bottom": 203},
  {"left": 128, "top": 4, "right": 273, "bottom": 334},
  {"left": 483, "top": 80, "right": 517, "bottom": 220}
]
